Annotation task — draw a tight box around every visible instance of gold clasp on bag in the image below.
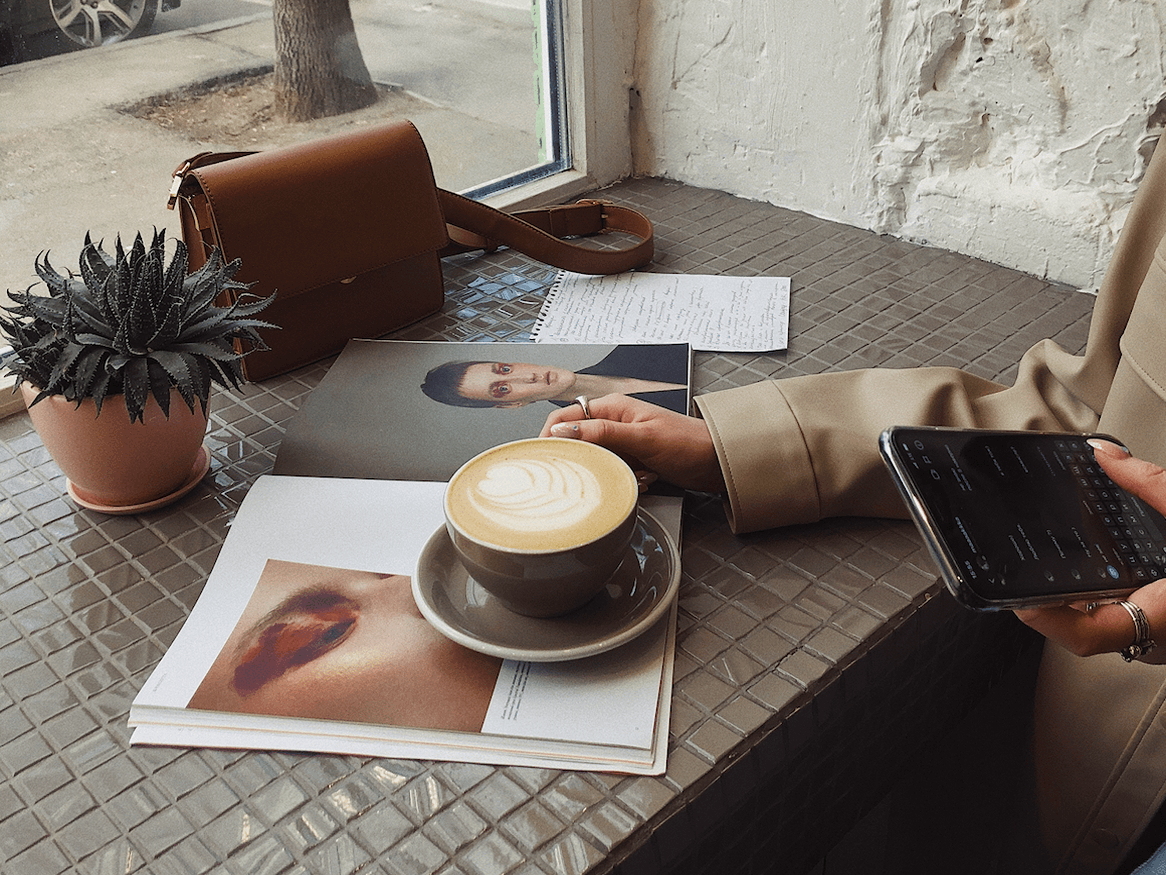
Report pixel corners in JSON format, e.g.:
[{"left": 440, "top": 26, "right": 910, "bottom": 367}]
[
  {"left": 166, "top": 168, "right": 189, "bottom": 211},
  {"left": 167, "top": 152, "right": 217, "bottom": 210}
]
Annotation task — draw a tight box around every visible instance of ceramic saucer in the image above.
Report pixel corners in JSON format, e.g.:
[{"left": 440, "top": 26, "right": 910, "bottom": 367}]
[
  {"left": 412, "top": 509, "right": 679, "bottom": 662},
  {"left": 67, "top": 446, "right": 211, "bottom": 515}
]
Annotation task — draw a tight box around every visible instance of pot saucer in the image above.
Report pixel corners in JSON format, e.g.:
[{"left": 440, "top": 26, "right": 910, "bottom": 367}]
[
  {"left": 412, "top": 509, "right": 679, "bottom": 662},
  {"left": 67, "top": 446, "right": 211, "bottom": 515}
]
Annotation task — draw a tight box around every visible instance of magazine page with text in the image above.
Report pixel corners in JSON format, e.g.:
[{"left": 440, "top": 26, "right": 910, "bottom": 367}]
[{"left": 130, "top": 476, "right": 677, "bottom": 773}]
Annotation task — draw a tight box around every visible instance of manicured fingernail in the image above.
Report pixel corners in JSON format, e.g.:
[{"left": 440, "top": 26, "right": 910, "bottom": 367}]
[
  {"left": 635, "top": 471, "right": 658, "bottom": 493},
  {"left": 550, "top": 423, "right": 580, "bottom": 438},
  {"left": 1087, "top": 438, "right": 1131, "bottom": 457}
]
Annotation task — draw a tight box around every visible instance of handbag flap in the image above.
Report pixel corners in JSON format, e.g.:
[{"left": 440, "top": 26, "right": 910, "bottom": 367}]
[{"left": 186, "top": 121, "right": 448, "bottom": 301}]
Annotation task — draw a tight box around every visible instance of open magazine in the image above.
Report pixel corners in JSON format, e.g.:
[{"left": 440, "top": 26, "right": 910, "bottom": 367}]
[{"left": 130, "top": 340, "right": 691, "bottom": 774}]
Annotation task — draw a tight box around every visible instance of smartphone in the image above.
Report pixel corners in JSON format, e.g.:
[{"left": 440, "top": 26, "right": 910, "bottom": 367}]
[{"left": 879, "top": 426, "right": 1166, "bottom": 611}]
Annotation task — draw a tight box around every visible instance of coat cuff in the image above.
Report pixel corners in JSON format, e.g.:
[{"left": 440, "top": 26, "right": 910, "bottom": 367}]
[{"left": 694, "top": 382, "right": 819, "bottom": 533}]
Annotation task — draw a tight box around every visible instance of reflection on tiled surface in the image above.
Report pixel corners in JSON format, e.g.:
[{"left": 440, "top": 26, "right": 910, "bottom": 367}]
[{"left": 0, "top": 178, "right": 1088, "bottom": 874}]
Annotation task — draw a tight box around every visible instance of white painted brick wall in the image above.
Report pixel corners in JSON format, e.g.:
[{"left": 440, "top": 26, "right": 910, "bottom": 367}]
[{"left": 629, "top": 0, "right": 1166, "bottom": 289}]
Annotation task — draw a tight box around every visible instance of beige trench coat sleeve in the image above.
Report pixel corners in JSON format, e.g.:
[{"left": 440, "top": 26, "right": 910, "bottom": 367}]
[
  {"left": 695, "top": 137, "right": 1166, "bottom": 536},
  {"left": 695, "top": 363, "right": 1094, "bottom": 533},
  {"left": 695, "top": 140, "right": 1166, "bottom": 875}
]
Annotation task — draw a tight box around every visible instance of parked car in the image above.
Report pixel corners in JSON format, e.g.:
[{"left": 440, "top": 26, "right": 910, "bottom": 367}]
[{"left": 0, "top": 0, "right": 182, "bottom": 64}]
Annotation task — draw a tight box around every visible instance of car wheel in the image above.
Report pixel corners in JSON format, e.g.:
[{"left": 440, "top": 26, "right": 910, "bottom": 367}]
[{"left": 49, "top": 0, "right": 158, "bottom": 47}]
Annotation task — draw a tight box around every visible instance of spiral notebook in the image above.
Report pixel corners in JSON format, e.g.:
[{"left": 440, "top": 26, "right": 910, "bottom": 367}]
[{"left": 532, "top": 271, "right": 791, "bottom": 352}]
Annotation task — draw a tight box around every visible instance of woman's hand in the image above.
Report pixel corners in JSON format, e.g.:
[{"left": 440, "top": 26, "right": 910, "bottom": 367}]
[
  {"left": 1014, "top": 439, "right": 1166, "bottom": 663},
  {"left": 540, "top": 394, "right": 726, "bottom": 494}
]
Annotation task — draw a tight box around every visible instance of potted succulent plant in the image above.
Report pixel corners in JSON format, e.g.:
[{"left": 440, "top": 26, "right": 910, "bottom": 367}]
[{"left": 1, "top": 229, "right": 274, "bottom": 513}]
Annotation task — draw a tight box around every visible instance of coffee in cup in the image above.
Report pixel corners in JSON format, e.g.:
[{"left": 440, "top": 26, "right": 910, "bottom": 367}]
[{"left": 444, "top": 437, "right": 639, "bottom": 617}]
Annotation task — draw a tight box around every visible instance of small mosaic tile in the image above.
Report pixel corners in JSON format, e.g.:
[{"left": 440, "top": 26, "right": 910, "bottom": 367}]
[
  {"left": 423, "top": 801, "right": 489, "bottom": 855},
  {"left": 675, "top": 670, "right": 736, "bottom": 713},
  {"left": 499, "top": 800, "right": 565, "bottom": 854},
  {"left": 456, "top": 831, "right": 526, "bottom": 875},
  {"left": 538, "top": 774, "right": 605, "bottom": 824},
  {"left": 576, "top": 800, "right": 640, "bottom": 853},
  {"left": 685, "top": 718, "right": 744, "bottom": 762},
  {"left": 349, "top": 803, "right": 415, "bottom": 857},
  {"left": 539, "top": 832, "right": 606, "bottom": 875},
  {"left": 612, "top": 777, "right": 674, "bottom": 822},
  {"left": 715, "top": 696, "right": 772, "bottom": 736}
]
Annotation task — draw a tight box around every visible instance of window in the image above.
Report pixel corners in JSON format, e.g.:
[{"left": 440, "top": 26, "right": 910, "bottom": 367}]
[
  {"left": 5, "top": 0, "right": 577, "bottom": 198},
  {"left": 463, "top": 0, "right": 569, "bottom": 199},
  {"left": 2, "top": 0, "right": 629, "bottom": 419}
]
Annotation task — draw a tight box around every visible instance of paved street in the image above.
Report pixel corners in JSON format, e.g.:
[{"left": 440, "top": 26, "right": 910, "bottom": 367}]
[{"left": 0, "top": 0, "right": 541, "bottom": 301}]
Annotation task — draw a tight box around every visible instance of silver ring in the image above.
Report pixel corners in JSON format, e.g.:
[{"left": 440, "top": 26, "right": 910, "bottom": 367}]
[
  {"left": 1118, "top": 600, "right": 1156, "bottom": 662},
  {"left": 574, "top": 396, "right": 592, "bottom": 419}
]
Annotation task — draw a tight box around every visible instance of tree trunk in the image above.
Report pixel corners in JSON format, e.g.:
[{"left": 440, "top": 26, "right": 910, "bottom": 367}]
[{"left": 273, "top": 0, "right": 378, "bottom": 122}]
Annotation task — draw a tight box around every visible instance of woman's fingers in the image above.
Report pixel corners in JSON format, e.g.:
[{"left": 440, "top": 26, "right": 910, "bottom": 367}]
[
  {"left": 1015, "top": 601, "right": 1131, "bottom": 658},
  {"left": 539, "top": 395, "right": 725, "bottom": 492},
  {"left": 542, "top": 398, "right": 652, "bottom": 469},
  {"left": 1089, "top": 439, "right": 1166, "bottom": 512},
  {"left": 1016, "top": 591, "right": 1166, "bottom": 664},
  {"left": 1014, "top": 441, "right": 1166, "bottom": 663}
]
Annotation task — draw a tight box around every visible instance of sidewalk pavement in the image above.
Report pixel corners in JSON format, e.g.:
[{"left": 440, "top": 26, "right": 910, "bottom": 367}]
[{"left": 0, "top": 3, "right": 539, "bottom": 300}]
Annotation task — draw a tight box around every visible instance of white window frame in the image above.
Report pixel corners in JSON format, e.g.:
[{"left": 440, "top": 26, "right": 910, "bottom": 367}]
[
  {"left": 0, "top": 359, "right": 17, "bottom": 418},
  {"left": 481, "top": 0, "right": 636, "bottom": 212}
]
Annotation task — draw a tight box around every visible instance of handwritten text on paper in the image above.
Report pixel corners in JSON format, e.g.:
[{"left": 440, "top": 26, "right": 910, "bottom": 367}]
[{"left": 532, "top": 272, "right": 791, "bottom": 352}]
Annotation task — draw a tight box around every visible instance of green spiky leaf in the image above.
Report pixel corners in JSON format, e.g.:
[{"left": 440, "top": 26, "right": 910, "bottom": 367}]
[{"left": 2, "top": 230, "right": 276, "bottom": 421}]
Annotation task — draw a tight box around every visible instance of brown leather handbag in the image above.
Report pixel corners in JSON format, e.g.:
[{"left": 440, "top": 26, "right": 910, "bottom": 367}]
[{"left": 167, "top": 120, "right": 654, "bottom": 381}]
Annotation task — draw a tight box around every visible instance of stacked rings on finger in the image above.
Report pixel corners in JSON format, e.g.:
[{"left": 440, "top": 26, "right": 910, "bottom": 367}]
[{"left": 1119, "top": 600, "right": 1156, "bottom": 662}]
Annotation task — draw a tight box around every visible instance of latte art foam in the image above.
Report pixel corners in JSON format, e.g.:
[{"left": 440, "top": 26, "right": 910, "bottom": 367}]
[
  {"left": 446, "top": 438, "right": 638, "bottom": 553},
  {"left": 468, "top": 458, "right": 601, "bottom": 533}
]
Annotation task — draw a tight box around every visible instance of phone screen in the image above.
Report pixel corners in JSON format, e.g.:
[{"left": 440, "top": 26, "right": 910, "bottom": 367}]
[{"left": 881, "top": 428, "right": 1166, "bottom": 609}]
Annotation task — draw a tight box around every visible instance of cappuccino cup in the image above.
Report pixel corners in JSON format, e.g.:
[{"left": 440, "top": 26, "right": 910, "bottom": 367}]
[{"left": 444, "top": 437, "right": 639, "bottom": 617}]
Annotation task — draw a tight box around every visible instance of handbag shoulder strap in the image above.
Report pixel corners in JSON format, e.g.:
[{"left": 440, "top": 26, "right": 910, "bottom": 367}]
[
  {"left": 169, "top": 154, "right": 654, "bottom": 275},
  {"left": 436, "top": 189, "right": 654, "bottom": 274}
]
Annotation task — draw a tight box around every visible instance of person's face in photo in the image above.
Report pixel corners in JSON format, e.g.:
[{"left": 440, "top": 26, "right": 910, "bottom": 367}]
[
  {"left": 456, "top": 361, "right": 578, "bottom": 407},
  {"left": 188, "top": 559, "right": 501, "bottom": 732}
]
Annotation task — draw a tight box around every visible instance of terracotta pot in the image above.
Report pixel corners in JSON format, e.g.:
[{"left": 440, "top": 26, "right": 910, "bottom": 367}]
[{"left": 22, "top": 383, "right": 210, "bottom": 512}]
